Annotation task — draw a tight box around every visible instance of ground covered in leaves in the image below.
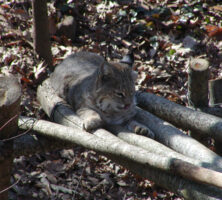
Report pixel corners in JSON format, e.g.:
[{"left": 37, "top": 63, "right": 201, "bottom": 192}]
[{"left": 0, "top": 0, "right": 222, "bottom": 199}]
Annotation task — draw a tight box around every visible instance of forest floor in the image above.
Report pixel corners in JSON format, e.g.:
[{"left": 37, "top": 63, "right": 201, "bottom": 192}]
[{"left": 0, "top": 0, "right": 222, "bottom": 199}]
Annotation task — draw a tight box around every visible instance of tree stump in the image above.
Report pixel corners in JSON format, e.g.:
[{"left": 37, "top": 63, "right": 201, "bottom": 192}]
[
  {"left": 188, "top": 58, "right": 209, "bottom": 108},
  {"left": 209, "top": 78, "right": 222, "bottom": 106},
  {"left": 188, "top": 58, "right": 209, "bottom": 142},
  {"left": 0, "top": 75, "right": 21, "bottom": 199}
]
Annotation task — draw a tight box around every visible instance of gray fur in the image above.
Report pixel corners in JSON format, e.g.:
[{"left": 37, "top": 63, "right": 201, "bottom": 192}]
[{"left": 50, "top": 52, "right": 137, "bottom": 131}]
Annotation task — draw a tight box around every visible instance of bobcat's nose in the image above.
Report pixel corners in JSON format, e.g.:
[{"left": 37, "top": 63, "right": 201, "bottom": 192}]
[
  {"left": 123, "top": 103, "right": 131, "bottom": 110},
  {"left": 117, "top": 103, "right": 131, "bottom": 110}
]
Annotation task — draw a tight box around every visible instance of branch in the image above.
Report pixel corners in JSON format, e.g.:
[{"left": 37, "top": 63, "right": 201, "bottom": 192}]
[
  {"left": 136, "top": 91, "right": 222, "bottom": 142},
  {"left": 34, "top": 78, "right": 222, "bottom": 198},
  {"left": 18, "top": 116, "right": 222, "bottom": 198},
  {"left": 135, "top": 108, "right": 222, "bottom": 172},
  {"left": 37, "top": 79, "right": 222, "bottom": 171}
]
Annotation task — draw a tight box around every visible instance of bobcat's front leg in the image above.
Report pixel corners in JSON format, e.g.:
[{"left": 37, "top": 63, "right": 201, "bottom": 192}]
[{"left": 77, "top": 108, "right": 103, "bottom": 131}]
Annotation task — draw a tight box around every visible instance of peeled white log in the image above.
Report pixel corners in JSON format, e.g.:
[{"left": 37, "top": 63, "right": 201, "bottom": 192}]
[{"left": 136, "top": 91, "right": 222, "bottom": 142}]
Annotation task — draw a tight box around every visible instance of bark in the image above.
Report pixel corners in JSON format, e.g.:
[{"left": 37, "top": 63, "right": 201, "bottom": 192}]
[
  {"left": 34, "top": 78, "right": 222, "bottom": 198},
  {"left": 209, "top": 78, "right": 222, "bottom": 155},
  {"left": 188, "top": 58, "right": 209, "bottom": 108},
  {"left": 37, "top": 79, "right": 83, "bottom": 129},
  {"left": 18, "top": 116, "right": 222, "bottom": 199},
  {"left": 201, "top": 107, "right": 222, "bottom": 118},
  {"left": 107, "top": 124, "right": 222, "bottom": 172},
  {"left": 0, "top": 75, "right": 21, "bottom": 200},
  {"left": 135, "top": 108, "right": 222, "bottom": 171},
  {"left": 188, "top": 58, "right": 209, "bottom": 141},
  {"left": 32, "top": 0, "right": 53, "bottom": 69},
  {"left": 209, "top": 78, "right": 222, "bottom": 106},
  {"left": 37, "top": 79, "right": 222, "bottom": 171},
  {"left": 136, "top": 91, "right": 222, "bottom": 142}
]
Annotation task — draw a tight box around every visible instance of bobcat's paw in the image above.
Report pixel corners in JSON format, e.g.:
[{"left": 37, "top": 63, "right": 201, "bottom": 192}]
[
  {"left": 134, "top": 125, "right": 154, "bottom": 138},
  {"left": 83, "top": 116, "right": 103, "bottom": 131},
  {"left": 128, "top": 121, "right": 155, "bottom": 138}
]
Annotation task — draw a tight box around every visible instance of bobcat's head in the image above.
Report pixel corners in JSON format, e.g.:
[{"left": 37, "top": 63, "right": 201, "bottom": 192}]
[{"left": 94, "top": 61, "right": 137, "bottom": 116}]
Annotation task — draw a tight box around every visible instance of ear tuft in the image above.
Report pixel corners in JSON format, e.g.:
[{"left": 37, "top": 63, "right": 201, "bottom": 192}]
[{"left": 120, "top": 50, "right": 134, "bottom": 68}]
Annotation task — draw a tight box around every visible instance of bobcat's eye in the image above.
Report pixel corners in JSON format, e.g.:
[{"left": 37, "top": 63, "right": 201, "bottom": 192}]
[{"left": 115, "top": 92, "right": 125, "bottom": 98}]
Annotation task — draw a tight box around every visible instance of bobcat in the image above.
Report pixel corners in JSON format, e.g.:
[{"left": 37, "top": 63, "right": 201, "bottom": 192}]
[{"left": 50, "top": 52, "right": 151, "bottom": 135}]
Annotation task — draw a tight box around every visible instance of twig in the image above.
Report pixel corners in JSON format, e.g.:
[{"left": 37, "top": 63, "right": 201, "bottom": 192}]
[{"left": 0, "top": 177, "right": 21, "bottom": 195}]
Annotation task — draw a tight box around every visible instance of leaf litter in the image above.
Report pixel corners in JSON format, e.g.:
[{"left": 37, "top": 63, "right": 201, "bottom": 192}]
[{"left": 0, "top": 0, "right": 221, "bottom": 199}]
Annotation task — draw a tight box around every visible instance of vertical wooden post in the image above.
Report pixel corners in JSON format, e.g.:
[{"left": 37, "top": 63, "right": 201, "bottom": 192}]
[
  {"left": 32, "top": 0, "right": 53, "bottom": 69},
  {"left": 209, "top": 78, "right": 222, "bottom": 106},
  {"left": 188, "top": 58, "right": 209, "bottom": 142},
  {"left": 0, "top": 75, "right": 21, "bottom": 199},
  {"left": 209, "top": 78, "right": 222, "bottom": 155}
]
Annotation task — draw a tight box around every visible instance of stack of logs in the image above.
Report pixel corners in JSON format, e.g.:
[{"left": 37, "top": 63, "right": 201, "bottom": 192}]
[{"left": 1, "top": 58, "right": 222, "bottom": 199}]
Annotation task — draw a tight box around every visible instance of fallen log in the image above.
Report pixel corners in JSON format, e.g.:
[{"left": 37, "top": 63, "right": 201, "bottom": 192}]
[
  {"left": 37, "top": 79, "right": 222, "bottom": 172},
  {"left": 136, "top": 91, "right": 222, "bottom": 142},
  {"left": 34, "top": 78, "right": 222, "bottom": 199},
  {"left": 135, "top": 108, "right": 222, "bottom": 171},
  {"left": 18, "top": 116, "right": 222, "bottom": 199}
]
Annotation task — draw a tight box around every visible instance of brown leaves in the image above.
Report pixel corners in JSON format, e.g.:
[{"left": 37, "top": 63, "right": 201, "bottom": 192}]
[{"left": 205, "top": 25, "right": 222, "bottom": 39}]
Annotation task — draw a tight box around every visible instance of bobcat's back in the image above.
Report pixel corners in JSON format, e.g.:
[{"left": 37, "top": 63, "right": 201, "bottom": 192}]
[{"left": 50, "top": 52, "right": 137, "bottom": 125}]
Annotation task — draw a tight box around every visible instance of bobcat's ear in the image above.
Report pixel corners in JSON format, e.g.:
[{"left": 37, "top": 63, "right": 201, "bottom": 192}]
[
  {"left": 120, "top": 50, "right": 134, "bottom": 68},
  {"left": 98, "top": 62, "right": 113, "bottom": 80}
]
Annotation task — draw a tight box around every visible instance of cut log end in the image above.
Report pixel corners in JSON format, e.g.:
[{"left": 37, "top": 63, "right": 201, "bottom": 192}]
[
  {"left": 0, "top": 75, "right": 21, "bottom": 106},
  {"left": 190, "top": 58, "right": 209, "bottom": 71}
]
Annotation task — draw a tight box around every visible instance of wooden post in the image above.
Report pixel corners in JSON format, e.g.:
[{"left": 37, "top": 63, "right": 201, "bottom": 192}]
[
  {"left": 209, "top": 78, "right": 222, "bottom": 155},
  {"left": 209, "top": 78, "right": 222, "bottom": 106},
  {"left": 32, "top": 0, "right": 53, "bottom": 69},
  {"left": 0, "top": 75, "right": 21, "bottom": 199},
  {"left": 187, "top": 58, "right": 209, "bottom": 142}
]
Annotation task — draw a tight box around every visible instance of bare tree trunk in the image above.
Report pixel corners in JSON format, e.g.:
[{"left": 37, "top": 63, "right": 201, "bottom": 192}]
[
  {"left": 0, "top": 75, "right": 21, "bottom": 200},
  {"left": 32, "top": 0, "right": 53, "bottom": 69}
]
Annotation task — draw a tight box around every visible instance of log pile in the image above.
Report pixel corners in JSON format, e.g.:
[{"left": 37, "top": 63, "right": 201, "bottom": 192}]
[
  {"left": 1, "top": 57, "right": 222, "bottom": 199},
  {"left": 24, "top": 77, "right": 222, "bottom": 199}
]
